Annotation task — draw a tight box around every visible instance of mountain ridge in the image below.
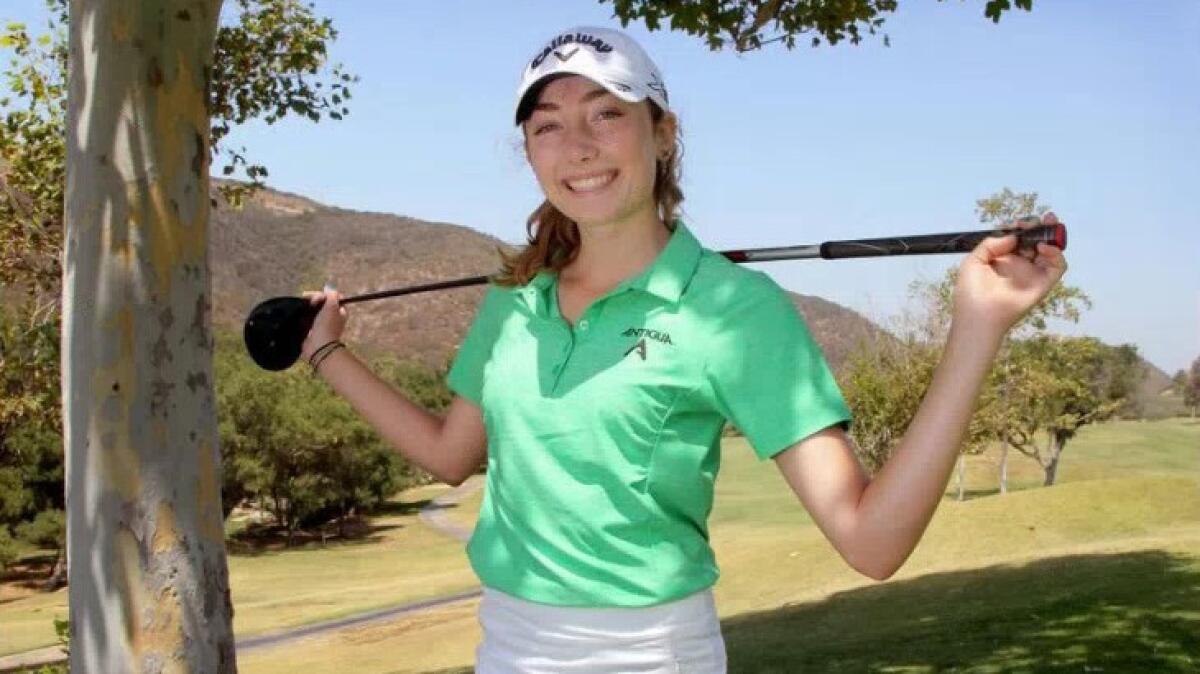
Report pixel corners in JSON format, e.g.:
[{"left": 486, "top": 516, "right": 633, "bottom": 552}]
[
  {"left": 211, "top": 183, "right": 890, "bottom": 373},
  {"left": 211, "top": 183, "right": 1175, "bottom": 405}
]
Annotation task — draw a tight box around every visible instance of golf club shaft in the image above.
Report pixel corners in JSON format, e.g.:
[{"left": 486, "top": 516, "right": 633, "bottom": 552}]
[{"left": 338, "top": 223, "right": 1064, "bottom": 306}]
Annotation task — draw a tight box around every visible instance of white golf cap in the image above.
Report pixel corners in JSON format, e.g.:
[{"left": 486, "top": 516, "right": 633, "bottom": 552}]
[{"left": 514, "top": 26, "right": 669, "bottom": 126}]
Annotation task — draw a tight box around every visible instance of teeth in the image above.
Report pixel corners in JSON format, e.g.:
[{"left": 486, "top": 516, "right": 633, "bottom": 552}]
[{"left": 566, "top": 172, "right": 615, "bottom": 192}]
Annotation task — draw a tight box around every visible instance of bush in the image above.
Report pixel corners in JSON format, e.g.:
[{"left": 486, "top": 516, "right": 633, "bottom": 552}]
[
  {"left": 0, "top": 525, "right": 17, "bottom": 571},
  {"left": 16, "top": 508, "right": 65, "bottom": 549},
  {"left": 214, "top": 328, "right": 445, "bottom": 541}
]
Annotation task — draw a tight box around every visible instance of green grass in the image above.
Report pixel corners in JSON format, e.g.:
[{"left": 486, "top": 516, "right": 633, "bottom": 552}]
[
  {"left": 940, "top": 416, "right": 1198, "bottom": 499},
  {"left": 241, "top": 418, "right": 1199, "bottom": 673},
  {"left": 4, "top": 418, "right": 1198, "bottom": 669},
  {"left": 0, "top": 483, "right": 478, "bottom": 657},
  {"left": 723, "top": 540, "right": 1200, "bottom": 673}
]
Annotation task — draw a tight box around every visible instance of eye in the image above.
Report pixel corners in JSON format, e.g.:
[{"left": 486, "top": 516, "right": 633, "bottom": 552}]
[
  {"left": 597, "top": 108, "right": 623, "bottom": 121},
  {"left": 532, "top": 121, "right": 560, "bottom": 136}
]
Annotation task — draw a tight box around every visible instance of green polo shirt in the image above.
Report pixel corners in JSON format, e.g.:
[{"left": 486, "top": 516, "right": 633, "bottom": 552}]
[{"left": 446, "top": 221, "right": 852, "bottom": 607}]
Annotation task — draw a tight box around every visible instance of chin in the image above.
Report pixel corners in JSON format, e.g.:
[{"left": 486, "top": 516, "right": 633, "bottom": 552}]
[{"left": 553, "top": 195, "right": 653, "bottom": 230}]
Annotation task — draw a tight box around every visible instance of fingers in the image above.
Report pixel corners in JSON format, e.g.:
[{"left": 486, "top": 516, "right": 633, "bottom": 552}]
[
  {"left": 970, "top": 230, "right": 1019, "bottom": 264},
  {"left": 1009, "top": 213, "right": 1062, "bottom": 262},
  {"left": 1010, "top": 215, "right": 1040, "bottom": 261},
  {"left": 976, "top": 212, "right": 1068, "bottom": 271},
  {"left": 1033, "top": 241, "right": 1068, "bottom": 278},
  {"left": 301, "top": 288, "right": 343, "bottom": 307}
]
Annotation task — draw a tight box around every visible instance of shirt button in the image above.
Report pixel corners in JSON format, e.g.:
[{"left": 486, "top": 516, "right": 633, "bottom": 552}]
[{"left": 578, "top": 320, "right": 589, "bottom": 331}]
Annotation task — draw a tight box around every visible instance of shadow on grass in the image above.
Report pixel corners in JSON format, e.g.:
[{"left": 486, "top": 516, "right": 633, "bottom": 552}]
[
  {"left": 226, "top": 522, "right": 411, "bottom": 557},
  {"left": 723, "top": 549, "right": 1200, "bottom": 673},
  {"left": 224, "top": 499, "right": 444, "bottom": 556},
  {"left": 0, "top": 552, "right": 58, "bottom": 599},
  {"left": 947, "top": 485, "right": 1046, "bottom": 501},
  {"left": 373, "top": 498, "right": 438, "bottom": 517}
]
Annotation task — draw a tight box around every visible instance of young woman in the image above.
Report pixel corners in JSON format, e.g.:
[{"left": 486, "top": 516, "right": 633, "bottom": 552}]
[{"left": 299, "top": 26, "right": 1067, "bottom": 673}]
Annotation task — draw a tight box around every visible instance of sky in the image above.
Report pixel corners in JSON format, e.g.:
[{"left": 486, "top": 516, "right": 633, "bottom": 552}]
[{"left": 6, "top": 1, "right": 1198, "bottom": 373}]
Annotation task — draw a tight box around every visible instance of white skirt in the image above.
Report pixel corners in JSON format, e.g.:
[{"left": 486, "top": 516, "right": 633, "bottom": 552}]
[{"left": 475, "top": 587, "right": 727, "bottom": 673}]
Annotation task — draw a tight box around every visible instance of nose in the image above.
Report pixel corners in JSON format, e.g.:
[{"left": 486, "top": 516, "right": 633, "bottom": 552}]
[{"left": 564, "top": 120, "right": 599, "bottom": 164}]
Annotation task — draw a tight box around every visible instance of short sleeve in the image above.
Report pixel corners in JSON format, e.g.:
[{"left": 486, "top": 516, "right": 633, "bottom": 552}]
[
  {"left": 703, "top": 274, "right": 852, "bottom": 460},
  {"left": 446, "top": 285, "right": 506, "bottom": 406}
]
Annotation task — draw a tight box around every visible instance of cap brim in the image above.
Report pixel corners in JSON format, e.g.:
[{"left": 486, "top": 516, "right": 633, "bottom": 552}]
[{"left": 514, "top": 69, "right": 649, "bottom": 126}]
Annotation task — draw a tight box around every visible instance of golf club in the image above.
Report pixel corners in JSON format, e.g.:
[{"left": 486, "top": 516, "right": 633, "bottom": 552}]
[{"left": 244, "top": 222, "right": 1066, "bottom": 371}]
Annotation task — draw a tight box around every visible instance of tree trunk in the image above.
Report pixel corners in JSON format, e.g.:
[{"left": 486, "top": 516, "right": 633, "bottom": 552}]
[
  {"left": 1042, "top": 434, "right": 1065, "bottom": 486},
  {"left": 63, "top": 1, "right": 235, "bottom": 671},
  {"left": 955, "top": 453, "right": 965, "bottom": 501},
  {"left": 43, "top": 547, "right": 68, "bottom": 592},
  {"left": 998, "top": 441, "right": 1009, "bottom": 495}
]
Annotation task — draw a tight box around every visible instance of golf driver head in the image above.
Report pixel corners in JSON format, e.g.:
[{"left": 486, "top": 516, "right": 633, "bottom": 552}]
[{"left": 243, "top": 296, "right": 320, "bottom": 371}]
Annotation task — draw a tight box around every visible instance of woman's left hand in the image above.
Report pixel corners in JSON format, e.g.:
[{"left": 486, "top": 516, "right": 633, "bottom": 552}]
[{"left": 952, "top": 212, "right": 1069, "bottom": 335}]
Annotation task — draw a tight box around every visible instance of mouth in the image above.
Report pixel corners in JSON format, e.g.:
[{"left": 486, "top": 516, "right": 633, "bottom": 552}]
[{"left": 563, "top": 170, "right": 618, "bottom": 193}]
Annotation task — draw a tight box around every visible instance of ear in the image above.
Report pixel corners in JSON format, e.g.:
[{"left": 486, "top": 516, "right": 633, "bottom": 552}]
[{"left": 654, "top": 111, "right": 678, "bottom": 160}]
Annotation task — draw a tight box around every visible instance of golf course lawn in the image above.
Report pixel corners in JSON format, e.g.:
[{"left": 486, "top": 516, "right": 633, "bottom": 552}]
[
  {"left": 3, "top": 418, "right": 1197, "bottom": 671},
  {"left": 0, "top": 483, "right": 479, "bottom": 657}
]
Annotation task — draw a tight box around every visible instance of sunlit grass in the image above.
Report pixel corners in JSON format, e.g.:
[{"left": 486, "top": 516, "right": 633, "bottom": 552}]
[{"left": 3, "top": 418, "right": 1197, "bottom": 668}]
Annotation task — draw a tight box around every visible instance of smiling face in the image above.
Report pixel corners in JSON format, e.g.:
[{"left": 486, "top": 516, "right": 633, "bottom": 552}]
[{"left": 523, "top": 75, "right": 674, "bottom": 231}]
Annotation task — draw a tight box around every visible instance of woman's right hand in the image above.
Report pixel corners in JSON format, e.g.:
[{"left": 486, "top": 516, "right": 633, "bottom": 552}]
[{"left": 300, "top": 285, "right": 348, "bottom": 363}]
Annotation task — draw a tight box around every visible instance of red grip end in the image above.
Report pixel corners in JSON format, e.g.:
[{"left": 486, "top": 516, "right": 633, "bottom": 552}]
[{"left": 1053, "top": 223, "right": 1067, "bottom": 251}]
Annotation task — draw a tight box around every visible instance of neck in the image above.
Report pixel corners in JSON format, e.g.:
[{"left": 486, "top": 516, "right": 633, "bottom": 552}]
[{"left": 562, "top": 211, "right": 672, "bottom": 289}]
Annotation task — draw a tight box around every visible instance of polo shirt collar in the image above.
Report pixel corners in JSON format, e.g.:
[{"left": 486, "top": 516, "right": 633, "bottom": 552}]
[{"left": 520, "top": 219, "right": 703, "bottom": 312}]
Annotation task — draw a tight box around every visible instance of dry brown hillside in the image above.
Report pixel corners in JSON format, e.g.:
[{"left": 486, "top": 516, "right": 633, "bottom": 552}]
[
  {"left": 211, "top": 184, "right": 893, "bottom": 373},
  {"left": 211, "top": 186, "right": 498, "bottom": 369},
  {"left": 210, "top": 184, "right": 1183, "bottom": 402}
]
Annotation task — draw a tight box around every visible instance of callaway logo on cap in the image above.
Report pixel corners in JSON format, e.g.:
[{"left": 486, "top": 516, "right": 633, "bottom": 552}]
[{"left": 514, "top": 26, "right": 669, "bottom": 125}]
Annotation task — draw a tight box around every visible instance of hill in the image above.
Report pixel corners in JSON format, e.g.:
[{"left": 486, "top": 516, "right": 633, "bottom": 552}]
[
  {"left": 210, "top": 183, "right": 1179, "bottom": 396},
  {"left": 211, "top": 184, "right": 892, "bottom": 372}
]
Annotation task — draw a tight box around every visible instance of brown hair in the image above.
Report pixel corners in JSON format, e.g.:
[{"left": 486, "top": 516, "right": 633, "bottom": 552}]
[{"left": 494, "top": 102, "right": 684, "bottom": 287}]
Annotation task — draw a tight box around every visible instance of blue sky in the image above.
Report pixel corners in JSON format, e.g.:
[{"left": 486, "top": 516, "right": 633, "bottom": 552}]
[{"left": 8, "top": 1, "right": 1198, "bottom": 372}]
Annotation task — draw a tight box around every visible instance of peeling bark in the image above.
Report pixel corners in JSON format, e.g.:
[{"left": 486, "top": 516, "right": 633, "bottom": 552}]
[{"left": 64, "top": 1, "right": 235, "bottom": 672}]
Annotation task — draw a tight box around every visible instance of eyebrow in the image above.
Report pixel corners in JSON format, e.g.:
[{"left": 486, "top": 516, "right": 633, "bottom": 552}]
[{"left": 532, "top": 87, "right": 611, "bottom": 112}]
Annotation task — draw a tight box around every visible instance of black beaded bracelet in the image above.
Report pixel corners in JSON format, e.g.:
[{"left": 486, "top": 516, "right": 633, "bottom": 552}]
[
  {"left": 306, "top": 339, "right": 341, "bottom": 366},
  {"left": 311, "top": 342, "right": 345, "bottom": 376}
]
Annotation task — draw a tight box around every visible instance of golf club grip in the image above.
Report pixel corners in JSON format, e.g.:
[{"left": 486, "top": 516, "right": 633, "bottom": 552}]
[{"left": 819, "top": 223, "right": 1065, "bottom": 260}]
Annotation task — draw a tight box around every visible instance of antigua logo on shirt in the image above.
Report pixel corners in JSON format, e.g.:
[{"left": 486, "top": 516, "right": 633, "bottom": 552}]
[{"left": 621, "top": 327, "right": 673, "bottom": 361}]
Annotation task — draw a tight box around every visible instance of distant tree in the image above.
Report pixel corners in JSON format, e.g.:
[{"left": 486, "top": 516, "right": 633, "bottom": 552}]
[
  {"left": 970, "top": 188, "right": 1088, "bottom": 493},
  {"left": 842, "top": 334, "right": 942, "bottom": 474},
  {"left": 214, "top": 329, "right": 439, "bottom": 543},
  {"left": 1001, "top": 336, "right": 1140, "bottom": 486},
  {"left": 1101, "top": 343, "right": 1145, "bottom": 419},
  {"left": 842, "top": 262, "right": 1006, "bottom": 499},
  {"left": 898, "top": 188, "right": 1088, "bottom": 495},
  {"left": 15, "top": 508, "right": 65, "bottom": 589},
  {"left": 1185, "top": 357, "right": 1200, "bottom": 417},
  {"left": 841, "top": 187, "right": 1089, "bottom": 498},
  {"left": 1171, "top": 369, "right": 1187, "bottom": 394},
  {"left": 0, "top": 525, "right": 16, "bottom": 572},
  {"left": 0, "top": 303, "right": 63, "bottom": 559},
  {"left": 604, "top": 0, "right": 1033, "bottom": 51}
]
